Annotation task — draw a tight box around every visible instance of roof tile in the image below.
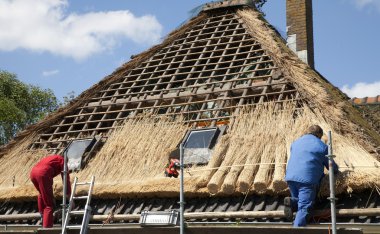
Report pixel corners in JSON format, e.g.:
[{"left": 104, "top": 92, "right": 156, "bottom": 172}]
[{"left": 351, "top": 96, "right": 380, "bottom": 105}]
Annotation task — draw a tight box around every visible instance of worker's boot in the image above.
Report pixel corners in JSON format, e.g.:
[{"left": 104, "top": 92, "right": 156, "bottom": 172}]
[{"left": 284, "top": 197, "right": 294, "bottom": 221}]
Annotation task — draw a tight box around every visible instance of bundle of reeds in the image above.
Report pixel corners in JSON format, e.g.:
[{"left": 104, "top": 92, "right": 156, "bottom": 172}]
[
  {"left": 206, "top": 105, "right": 262, "bottom": 194},
  {"left": 196, "top": 135, "right": 230, "bottom": 187},
  {"left": 235, "top": 103, "right": 297, "bottom": 193},
  {"left": 206, "top": 141, "right": 240, "bottom": 194},
  {"left": 322, "top": 133, "right": 380, "bottom": 194},
  {"left": 72, "top": 116, "right": 190, "bottom": 196},
  {"left": 207, "top": 104, "right": 293, "bottom": 194},
  {"left": 236, "top": 141, "right": 265, "bottom": 193},
  {"left": 252, "top": 104, "right": 283, "bottom": 193},
  {"left": 220, "top": 141, "right": 249, "bottom": 194},
  {"left": 199, "top": 101, "right": 379, "bottom": 196},
  {"left": 268, "top": 106, "right": 318, "bottom": 192},
  {"left": 270, "top": 142, "right": 287, "bottom": 191}
]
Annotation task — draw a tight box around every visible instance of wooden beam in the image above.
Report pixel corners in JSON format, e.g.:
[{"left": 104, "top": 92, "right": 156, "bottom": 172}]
[{"left": 1, "top": 208, "right": 379, "bottom": 222}]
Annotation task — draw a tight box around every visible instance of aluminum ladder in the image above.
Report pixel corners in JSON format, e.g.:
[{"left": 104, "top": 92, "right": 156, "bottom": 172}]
[{"left": 62, "top": 176, "right": 95, "bottom": 234}]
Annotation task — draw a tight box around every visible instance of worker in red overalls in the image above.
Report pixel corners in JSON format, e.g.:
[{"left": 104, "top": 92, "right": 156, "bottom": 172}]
[{"left": 30, "top": 154, "right": 71, "bottom": 228}]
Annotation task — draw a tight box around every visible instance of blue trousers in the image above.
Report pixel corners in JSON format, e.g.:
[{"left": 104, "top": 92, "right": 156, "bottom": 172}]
[{"left": 287, "top": 181, "right": 317, "bottom": 227}]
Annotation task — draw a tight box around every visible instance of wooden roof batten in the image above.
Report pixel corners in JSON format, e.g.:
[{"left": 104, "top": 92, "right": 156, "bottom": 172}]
[{"left": 27, "top": 5, "right": 300, "bottom": 153}]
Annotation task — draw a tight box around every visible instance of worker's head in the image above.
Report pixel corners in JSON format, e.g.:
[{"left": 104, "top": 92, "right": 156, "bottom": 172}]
[{"left": 306, "top": 125, "right": 323, "bottom": 139}]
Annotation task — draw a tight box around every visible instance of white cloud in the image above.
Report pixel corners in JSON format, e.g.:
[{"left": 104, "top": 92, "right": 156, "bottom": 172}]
[
  {"left": 0, "top": 0, "right": 162, "bottom": 61},
  {"left": 42, "top": 69, "right": 59, "bottom": 77},
  {"left": 341, "top": 81, "right": 380, "bottom": 98},
  {"left": 352, "top": 0, "right": 380, "bottom": 11}
]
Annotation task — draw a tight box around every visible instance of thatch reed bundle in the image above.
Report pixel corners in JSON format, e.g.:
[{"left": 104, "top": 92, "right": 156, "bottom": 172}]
[
  {"left": 324, "top": 134, "right": 380, "bottom": 194},
  {"left": 270, "top": 143, "right": 287, "bottom": 191},
  {"left": 236, "top": 142, "right": 265, "bottom": 193},
  {"left": 270, "top": 106, "right": 314, "bottom": 192},
  {"left": 206, "top": 142, "right": 240, "bottom": 194},
  {"left": 206, "top": 105, "right": 268, "bottom": 194},
  {"left": 220, "top": 143, "right": 249, "bottom": 194},
  {"left": 228, "top": 105, "right": 277, "bottom": 194},
  {"left": 252, "top": 105, "right": 283, "bottom": 192},
  {"left": 196, "top": 102, "right": 379, "bottom": 196},
  {"left": 196, "top": 135, "right": 230, "bottom": 187},
  {"left": 206, "top": 103, "right": 297, "bottom": 194}
]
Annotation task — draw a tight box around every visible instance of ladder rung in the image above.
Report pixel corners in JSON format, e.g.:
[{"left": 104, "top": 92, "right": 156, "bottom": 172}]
[
  {"left": 73, "top": 196, "right": 89, "bottom": 200},
  {"left": 67, "top": 225, "right": 82, "bottom": 229},
  {"left": 70, "top": 210, "right": 85, "bottom": 215},
  {"left": 76, "top": 182, "right": 91, "bottom": 185}
]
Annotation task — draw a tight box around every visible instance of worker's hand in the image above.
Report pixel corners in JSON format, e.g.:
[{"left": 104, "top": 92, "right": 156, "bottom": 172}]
[{"left": 333, "top": 169, "right": 340, "bottom": 175}]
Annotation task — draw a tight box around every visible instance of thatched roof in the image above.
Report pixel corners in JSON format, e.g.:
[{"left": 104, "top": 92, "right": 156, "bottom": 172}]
[
  {"left": 0, "top": 4, "right": 379, "bottom": 202},
  {"left": 352, "top": 97, "right": 380, "bottom": 136}
]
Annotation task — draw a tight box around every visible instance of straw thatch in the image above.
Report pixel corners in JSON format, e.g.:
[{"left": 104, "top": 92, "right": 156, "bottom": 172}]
[
  {"left": 2, "top": 102, "right": 377, "bottom": 201},
  {"left": 71, "top": 117, "right": 196, "bottom": 198},
  {"left": 196, "top": 135, "right": 230, "bottom": 188},
  {"left": 355, "top": 104, "right": 380, "bottom": 135},
  {"left": 196, "top": 102, "right": 380, "bottom": 195},
  {"left": 0, "top": 134, "right": 49, "bottom": 201}
]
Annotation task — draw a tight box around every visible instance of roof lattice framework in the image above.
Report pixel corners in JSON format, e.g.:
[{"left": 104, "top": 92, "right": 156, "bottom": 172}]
[{"left": 31, "top": 9, "right": 299, "bottom": 152}]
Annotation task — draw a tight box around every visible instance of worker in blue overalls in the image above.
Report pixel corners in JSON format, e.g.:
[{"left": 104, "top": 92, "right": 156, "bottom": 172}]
[{"left": 285, "top": 125, "right": 339, "bottom": 227}]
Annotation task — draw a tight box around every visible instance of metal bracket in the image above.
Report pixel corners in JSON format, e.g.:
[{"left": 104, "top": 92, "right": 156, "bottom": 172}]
[{"left": 326, "top": 154, "right": 336, "bottom": 159}]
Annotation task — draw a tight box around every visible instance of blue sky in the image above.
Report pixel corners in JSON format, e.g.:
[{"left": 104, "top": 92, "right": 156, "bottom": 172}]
[{"left": 0, "top": 0, "right": 379, "bottom": 100}]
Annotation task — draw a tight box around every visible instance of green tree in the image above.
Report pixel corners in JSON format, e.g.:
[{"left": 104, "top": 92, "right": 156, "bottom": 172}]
[
  {"left": 0, "top": 70, "right": 58, "bottom": 145},
  {"left": 61, "top": 91, "right": 76, "bottom": 107}
]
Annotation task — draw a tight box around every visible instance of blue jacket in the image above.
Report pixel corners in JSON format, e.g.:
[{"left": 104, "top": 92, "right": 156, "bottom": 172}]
[{"left": 285, "top": 134, "right": 338, "bottom": 185}]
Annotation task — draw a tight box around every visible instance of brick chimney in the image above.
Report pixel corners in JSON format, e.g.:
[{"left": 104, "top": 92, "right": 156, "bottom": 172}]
[{"left": 286, "top": 0, "right": 314, "bottom": 68}]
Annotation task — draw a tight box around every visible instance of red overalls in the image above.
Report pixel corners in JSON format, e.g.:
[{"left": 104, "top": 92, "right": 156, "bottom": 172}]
[{"left": 30, "top": 155, "right": 71, "bottom": 228}]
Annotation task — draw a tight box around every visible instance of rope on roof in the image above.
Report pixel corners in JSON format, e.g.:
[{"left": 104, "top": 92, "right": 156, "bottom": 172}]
[{"left": 185, "top": 163, "right": 380, "bottom": 174}]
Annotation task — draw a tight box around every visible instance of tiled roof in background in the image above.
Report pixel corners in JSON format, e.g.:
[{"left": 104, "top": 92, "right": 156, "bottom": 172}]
[
  {"left": 351, "top": 96, "right": 380, "bottom": 105},
  {"left": 351, "top": 96, "right": 380, "bottom": 140}
]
